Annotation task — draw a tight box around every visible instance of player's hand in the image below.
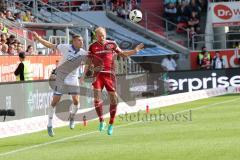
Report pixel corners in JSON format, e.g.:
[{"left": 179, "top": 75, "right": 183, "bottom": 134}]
[
  {"left": 93, "top": 66, "right": 103, "bottom": 72},
  {"left": 32, "top": 31, "right": 40, "bottom": 41},
  {"left": 135, "top": 43, "right": 144, "bottom": 52}
]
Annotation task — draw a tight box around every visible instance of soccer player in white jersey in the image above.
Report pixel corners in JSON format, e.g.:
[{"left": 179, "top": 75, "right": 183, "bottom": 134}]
[{"left": 33, "top": 32, "right": 87, "bottom": 137}]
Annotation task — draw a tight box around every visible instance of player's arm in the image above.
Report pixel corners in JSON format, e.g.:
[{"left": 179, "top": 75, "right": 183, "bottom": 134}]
[
  {"left": 82, "top": 56, "right": 92, "bottom": 79},
  {"left": 80, "top": 48, "right": 94, "bottom": 83},
  {"left": 32, "top": 32, "right": 56, "bottom": 49},
  {"left": 119, "top": 43, "right": 144, "bottom": 57}
]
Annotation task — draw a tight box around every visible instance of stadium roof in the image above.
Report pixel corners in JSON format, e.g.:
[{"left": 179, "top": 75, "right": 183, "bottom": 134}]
[
  {"left": 132, "top": 47, "right": 176, "bottom": 57},
  {"left": 22, "top": 22, "right": 91, "bottom": 29}
]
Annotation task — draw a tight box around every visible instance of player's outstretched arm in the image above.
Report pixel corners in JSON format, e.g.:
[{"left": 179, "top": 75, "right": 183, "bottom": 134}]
[
  {"left": 120, "top": 43, "right": 144, "bottom": 57},
  {"left": 32, "top": 32, "right": 56, "bottom": 49}
]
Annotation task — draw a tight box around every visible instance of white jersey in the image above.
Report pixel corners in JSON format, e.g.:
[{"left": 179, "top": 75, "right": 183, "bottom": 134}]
[{"left": 57, "top": 44, "right": 87, "bottom": 86}]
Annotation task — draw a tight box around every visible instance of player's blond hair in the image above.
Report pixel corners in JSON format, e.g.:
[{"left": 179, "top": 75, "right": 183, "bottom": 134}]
[{"left": 95, "top": 27, "right": 106, "bottom": 34}]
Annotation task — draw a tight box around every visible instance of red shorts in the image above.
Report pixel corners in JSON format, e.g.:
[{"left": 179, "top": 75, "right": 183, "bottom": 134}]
[{"left": 92, "top": 72, "right": 116, "bottom": 92}]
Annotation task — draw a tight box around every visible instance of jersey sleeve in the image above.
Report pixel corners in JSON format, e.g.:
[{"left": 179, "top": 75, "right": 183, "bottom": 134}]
[
  {"left": 112, "top": 41, "right": 122, "bottom": 54},
  {"left": 56, "top": 44, "right": 69, "bottom": 55}
]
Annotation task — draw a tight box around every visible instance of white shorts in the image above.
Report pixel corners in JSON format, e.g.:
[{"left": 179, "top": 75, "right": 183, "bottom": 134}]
[{"left": 54, "top": 76, "right": 80, "bottom": 96}]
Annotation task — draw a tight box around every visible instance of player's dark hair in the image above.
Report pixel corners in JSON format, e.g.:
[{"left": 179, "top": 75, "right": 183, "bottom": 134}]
[{"left": 72, "top": 34, "right": 82, "bottom": 39}]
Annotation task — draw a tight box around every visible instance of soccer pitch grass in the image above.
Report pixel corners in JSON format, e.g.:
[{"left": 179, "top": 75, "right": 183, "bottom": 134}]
[{"left": 0, "top": 94, "right": 239, "bottom": 160}]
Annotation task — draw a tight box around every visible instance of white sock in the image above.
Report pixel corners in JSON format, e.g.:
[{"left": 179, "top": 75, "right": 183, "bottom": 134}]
[
  {"left": 48, "top": 106, "right": 55, "bottom": 127},
  {"left": 70, "top": 104, "right": 79, "bottom": 116}
]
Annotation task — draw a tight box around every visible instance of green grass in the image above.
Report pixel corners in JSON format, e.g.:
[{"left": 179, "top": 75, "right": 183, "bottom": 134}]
[{"left": 0, "top": 94, "right": 240, "bottom": 160}]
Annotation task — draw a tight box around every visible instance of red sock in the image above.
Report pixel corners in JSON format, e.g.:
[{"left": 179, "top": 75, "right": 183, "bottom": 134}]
[
  {"left": 95, "top": 101, "right": 104, "bottom": 122},
  {"left": 109, "top": 104, "right": 117, "bottom": 124}
]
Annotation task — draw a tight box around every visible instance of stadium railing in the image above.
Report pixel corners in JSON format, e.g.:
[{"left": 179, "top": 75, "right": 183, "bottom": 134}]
[
  {"left": 192, "top": 32, "right": 240, "bottom": 50},
  {"left": 6, "top": 0, "right": 93, "bottom": 37},
  {"left": 139, "top": 10, "right": 191, "bottom": 50},
  {"left": 10, "top": 0, "right": 106, "bottom": 12}
]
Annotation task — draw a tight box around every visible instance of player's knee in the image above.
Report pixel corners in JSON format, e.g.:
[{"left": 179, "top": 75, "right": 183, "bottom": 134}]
[
  {"left": 94, "top": 97, "right": 101, "bottom": 103},
  {"left": 51, "top": 101, "right": 58, "bottom": 107},
  {"left": 72, "top": 96, "right": 79, "bottom": 105},
  {"left": 73, "top": 100, "right": 78, "bottom": 106},
  {"left": 94, "top": 100, "right": 102, "bottom": 107},
  {"left": 110, "top": 96, "right": 118, "bottom": 105}
]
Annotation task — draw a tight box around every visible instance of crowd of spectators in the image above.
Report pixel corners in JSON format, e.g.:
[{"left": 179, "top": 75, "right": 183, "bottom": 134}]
[
  {"left": 109, "top": 0, "right": 141, "bottom": 19},
  {"left": 21, "top": 0, "right": 105, "bottom": 12},
  {"left": 0, "top": 29, "right": 36, "bottom": 55},
  {"left": 0, "top": 9, "right": 36, "bottom": 23},
  {"left": 0, "top": 0, "right": 38, "bottom": 56},
  {"left": 164, "top": 0, "right": 207, "bottom": 34},
  {"left": 32, "top": 0, "right": 141, "bottom": 13}
]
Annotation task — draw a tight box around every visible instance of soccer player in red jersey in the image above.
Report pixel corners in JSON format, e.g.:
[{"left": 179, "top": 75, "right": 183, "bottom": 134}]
[{"left": 85, "top": 27, "right": 144, "bottom": 135}]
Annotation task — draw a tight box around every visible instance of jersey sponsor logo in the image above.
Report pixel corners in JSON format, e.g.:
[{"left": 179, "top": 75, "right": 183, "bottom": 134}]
[
  {"left": 105, "top": 43, "right": 115, "bottom": 50},
  {"left": 95, "top": 50, "right": 113, "bottom": 54}
]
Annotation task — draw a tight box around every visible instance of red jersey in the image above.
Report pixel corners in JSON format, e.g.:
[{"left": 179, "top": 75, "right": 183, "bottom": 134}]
[{"left": 89, "top": 40, "right": 122, "bottom": 72}]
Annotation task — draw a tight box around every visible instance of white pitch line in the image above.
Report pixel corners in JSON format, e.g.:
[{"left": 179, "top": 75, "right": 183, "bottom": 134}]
[{"left": 0, "top": 97, "right": 239, "bottom": 157}]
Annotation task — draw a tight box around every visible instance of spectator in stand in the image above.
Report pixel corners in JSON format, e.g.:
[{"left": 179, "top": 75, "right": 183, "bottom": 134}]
[
  {"left": 70, "top": 1, "right": 82, "bottom": 11},
  {"left": 1, "top": 33, "right": 8, "bottom": 53},
  {"left": 189, "top": 0, "right": 201, "bottom": 15},
  {"left": 164, "top": 3, "right": 177, "bottom": 30},
  {"left": 109, "top": 0, "right": 117, "bottom": 11},
  {"left": 116, "top": 0, "right": 129, "bottom": 19},
  {"left": 6, "top": 10, "right": 15, "bottom": 21},
  {"left": 23, "top": 10, "right": 32, "bottom": 22},
  {"left": 0, "top": 0, "right": 7, "bottom": 12},
  {"left": 15, "top": 12, "right": 23, "bottom": 23},
  {"left": 6, "top": 35, "right": 16, "bottom": 46},
  {"left": 17, "top": 42, "right": 24, "bottom": 53},
  {"left": 0, "top": 11, "right": 6, "bottom": 19},
  {"left": 23, "top": 1, "right": 33, "bottom": 9},
  {"left": 26, "top": 45, "right": 35, "bottom": 55},
  {"left": 32, "top": 17, "right": 38, "bottom": 23},
  {"left": 12, "top": 40, "right": 18, "bottom": 50},
  {"left": 200, "top": 51, "right": 211, "bottom": 69},
  {"left": 0, "top": 22, "right": 8, "bottom": 33},
  {"left": 212, "top": 51, "right": 225, "bottom": 69},
  {"left": 188, "top": 11, "right": 200, "bottom": 33},
  {"left": 80, "top": 2, "right": 91, "bottom": 11},
  {"left": 8, "top": 43, "right": 18, "bottom": 55},
  {"left": 197, "top": 46, "right": 210, "bottom": 67},
  {"left": 91, "top": 0, "right": 97, "bottom": 10},
  {"left": 161, "top": 55, "right": 177, "bottom": 71},
  {"left": 177, "top": 0, "right": 191, "bottom": 23}
]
